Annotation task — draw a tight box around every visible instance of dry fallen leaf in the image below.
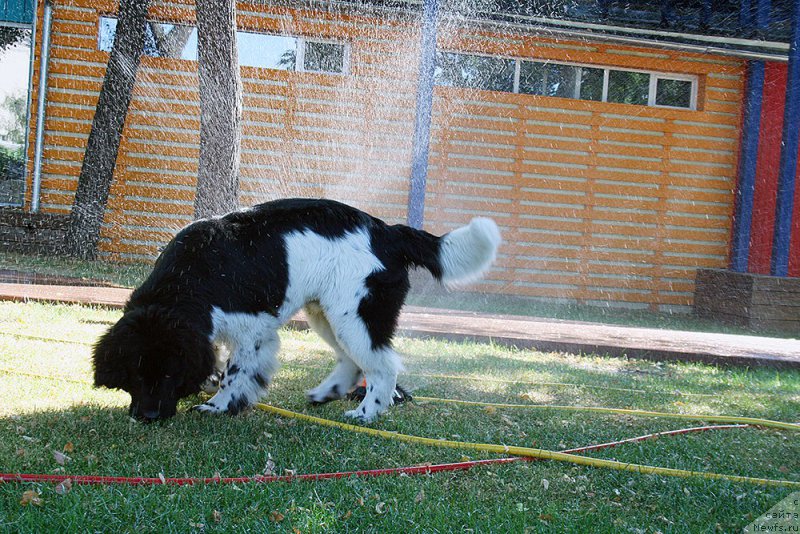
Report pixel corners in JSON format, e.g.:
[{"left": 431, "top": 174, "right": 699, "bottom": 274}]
[
  {"left": 483, "top": 406, "right": 497, "bottom": 414},
  {"left": 263, "top": 458, "right": 276, "bottom": 476},
  {"left": 54, "top": 479, "right": 72, "bottom": 495},
  {"left": 52, "top": 450, "right": 71, "bottom": 465},
  {"left": 63, "top": 442, "right": 74, "bottom": 453},
  {"left": 283, "top": 468, "right": 296, "bottom": 477},
  {"left": 340, "top": 510, "right": 352, "bottom": 520},
  {"left": 20, "top": 490, "right": 43, "bottom": 506},
  {"left": 269, "top": 511, "right": 285, "bottom": 523},
  {"left": 212, "top": 510, "right": 222, "bottom": 523}
]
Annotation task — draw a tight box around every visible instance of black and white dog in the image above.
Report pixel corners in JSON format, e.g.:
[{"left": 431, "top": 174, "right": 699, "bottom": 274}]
[{"left": 93, "top": 198, "right": 501, "bottom": 422}]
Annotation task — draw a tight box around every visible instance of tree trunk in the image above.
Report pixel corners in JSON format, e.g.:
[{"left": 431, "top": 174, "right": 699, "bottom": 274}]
[
  {"left": 195, "top": 0, "right": 242, "bottom": 219},
  {"left": 64, "top": 0, "right": 152, "bottom": 260}
]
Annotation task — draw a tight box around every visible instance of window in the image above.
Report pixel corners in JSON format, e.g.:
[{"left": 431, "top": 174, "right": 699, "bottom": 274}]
[
  {"left": 655, "top": 77, "right": 693, "bottom": 108},
  {"left": 434, "top": 51, "right": 697, "bottom": 110},
  {"left": 0, "top": 26, "right": 32, "bottom": 206},
  {"left": 99, "top": 17, "right": 197, "bottom": 60},
  {"left": 238, "top": 31, "right": 296, "bottom": 70},
  {"left": 520, "top": 61, "right": 603, "bottom": 101},
  {"left": 98, "top": 17, "right": 347, "bottom": 74},
  {"left": 607, "top": 70, "right": 650, "bottom": 106},
  {"left": 302, "top": 40, "right": 346, "bottom": 74},
  {"left": 578, "top": 67, "right": 604, "bottom": 101},
  {"left": 434, "top": 52, "right": 515, "bottom": 92}
]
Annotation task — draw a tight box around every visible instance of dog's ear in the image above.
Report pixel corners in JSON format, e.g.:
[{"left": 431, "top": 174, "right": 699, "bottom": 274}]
[
  {"left": 92, "top": 319, "right": 131, "bottom": 390},
  {"left": 175, "top": 325, "right": 217, "bottom": 396},
  {"left": 92, "top": 307, "right": 155, "bottom": 390}
]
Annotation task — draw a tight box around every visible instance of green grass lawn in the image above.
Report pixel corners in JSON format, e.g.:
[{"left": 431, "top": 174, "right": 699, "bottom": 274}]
[{"left": 0, "top": 301, "right": 798, "bottom": 532}]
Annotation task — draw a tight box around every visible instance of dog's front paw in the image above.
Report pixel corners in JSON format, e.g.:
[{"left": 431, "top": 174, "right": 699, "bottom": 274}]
[
  {"left": 306, "top": 383, "right": 345, "bottom": 405},
  {"left": 344, "top": 406, "right": 376, "bottom": 423},
  {"left": 190, "top": 401, "right": 224, "bottom": 414},
  {"left": 193, "top": 392, "right": 251, "bottom": 416}
]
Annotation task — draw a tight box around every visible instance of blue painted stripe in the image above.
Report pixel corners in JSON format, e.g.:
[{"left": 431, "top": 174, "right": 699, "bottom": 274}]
[
  {"left": 771, "top": 0, "right": 800, "bottom": 277},
  {"left": 407, "top": 0, "right": 439, "bottom": 229},
  {"left": 731, "top": 61, "right": 765, "bottom": 273}
]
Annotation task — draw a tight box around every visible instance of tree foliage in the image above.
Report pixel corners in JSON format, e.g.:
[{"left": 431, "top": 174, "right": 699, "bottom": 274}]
[{"left": 0, "top": 27, "right": 28, "bottom": 54}]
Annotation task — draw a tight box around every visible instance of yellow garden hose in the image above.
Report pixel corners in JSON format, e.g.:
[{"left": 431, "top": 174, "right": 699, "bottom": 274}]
[
  {"left": 412, "top": 396, "right": 800, "bottom": 433},
  {"left": 254, "top": 402, "right": 800, "bottom": 488}
]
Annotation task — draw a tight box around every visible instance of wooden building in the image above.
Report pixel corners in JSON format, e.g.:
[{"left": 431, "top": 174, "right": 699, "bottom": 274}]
[{"left": 3, "top": 0, "right": 798, "bottom": 314}]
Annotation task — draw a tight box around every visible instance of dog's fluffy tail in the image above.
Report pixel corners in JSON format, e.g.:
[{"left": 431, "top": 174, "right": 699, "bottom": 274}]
[
  {"left": 393, "top": 218, "right": 501, "bottom": 287},
  {"left": 438, "top": 217, "right": 502, "bottom": 286}
]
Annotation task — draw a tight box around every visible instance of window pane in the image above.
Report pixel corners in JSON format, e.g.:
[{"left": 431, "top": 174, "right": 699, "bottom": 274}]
[
  {"left": 146, "top": 22, "right": 197, "bottom": 60},
  {"left": 519, "top": 61, "right": 546, "bottom": 95},
  {"left": 0, "top": 27, "right": 31, "bottom": 206},
  {"left": 238, "top": 32, "right": 297, "bottom": 70},
  {"left": 303, "top": 41, "right": 345, "bottom": 73},
  {"left": 579, "top": 67, "right": 604, "bottom": 101},
  {"left": 656, "top": 78, "right": 692, "bottom": 108},
  {"left": 98, "top": 17, "right": 198, "bottom": 60},
  {"left": 435, "top": 52, "right": 514, "bottom": 92},
  {"left": 98, "top": 16, "right": 116, "bottom": 52},
  {"left": 520, "top": 61, "right": 584, "bottom": 99},
  {"left": 544, "top": 63, "right": 578, "bottom": 98},
  {"left": 607, "top": 70, "right": 650, "bottom": 106}
]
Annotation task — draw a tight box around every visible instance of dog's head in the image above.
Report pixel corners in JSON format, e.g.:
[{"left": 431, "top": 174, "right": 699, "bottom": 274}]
[{"left": 93, "top": 305, "right": 215, "bottom": 421}]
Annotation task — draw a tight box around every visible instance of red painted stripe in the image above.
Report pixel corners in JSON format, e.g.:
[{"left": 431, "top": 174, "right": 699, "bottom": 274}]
[
  {"left": 749, "top": 62, "right": 787, "bottom": 274},
  {"left": 748, "top": 61, "right": 800, "bottom": 276}
]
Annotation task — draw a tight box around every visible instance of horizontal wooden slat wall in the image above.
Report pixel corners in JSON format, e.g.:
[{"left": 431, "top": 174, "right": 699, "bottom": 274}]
[
  {"left": 31, "top": 1, "right": 746, "bottom": 310},
  {"left": 425, "top": 31, "right": 744, "bottom": 311},
  {"left": 33, "top": 0, "right": 421, "bottom": 259}
]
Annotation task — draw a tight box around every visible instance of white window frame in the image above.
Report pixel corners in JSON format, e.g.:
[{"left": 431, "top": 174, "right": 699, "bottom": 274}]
[
  {"left": 651, "top": 72, "right": 698, "bottom": 110},
  {"left": 297, "top": 37, "right": 351, "bottom": 75}
]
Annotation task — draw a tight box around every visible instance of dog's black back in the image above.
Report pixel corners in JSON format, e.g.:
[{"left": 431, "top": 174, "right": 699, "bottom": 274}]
[{"left": 128, "top": 199, "right": 438, "bottom": 331}]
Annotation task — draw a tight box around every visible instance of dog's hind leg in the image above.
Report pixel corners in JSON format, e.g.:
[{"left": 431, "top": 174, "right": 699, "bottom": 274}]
[
  {"left": 200, "top": 343, "right": 230, "bottom": 394},
  {"left": 341, "top": 342, "right": 402, "bottom": 423},
  {"left": 192, "top": 314, "right": 280, "bottom": 416},
  {"left": 320, "top": 307, "right": 402, "bottom": 423},
  {"left": 304, "top": 303, "right": 362, "bottom": 404}
]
